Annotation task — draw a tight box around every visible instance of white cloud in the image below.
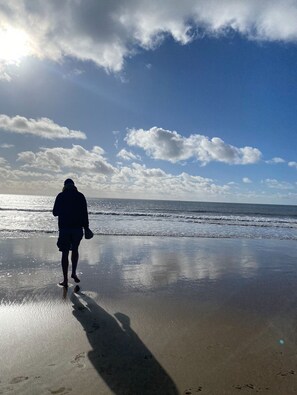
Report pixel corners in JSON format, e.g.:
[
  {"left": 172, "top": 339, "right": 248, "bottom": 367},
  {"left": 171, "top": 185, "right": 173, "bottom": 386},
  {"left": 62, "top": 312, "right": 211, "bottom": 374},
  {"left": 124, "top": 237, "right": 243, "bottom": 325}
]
[
  {"left": 2, "top": 143, "right": 297, "bottom": 202},
  {"left": 242, "top": 177, "right": 252, "bottom": 183},
  {"left": 0, "top": 164, "right": 79, "bottom": 194},
  {"left": 126, "top": 126, "right": 261, "bottom": 165},
  {"left": 0, "top": 156, "right": 9, "bottom": 167},
  {"left": 0, "top": 64, "right": 12, "bottom": 81},
  {"left": 1, "top": 1, "right": 297, "bottom": 78},
  {"left": 17, "top": 145, "right": 115, "bottom": 175},
  {"left": 0, "top": 115, "right": 86, "bottom": 139},
  {"left": 1, "top": 149, "right": 231, "bottom": 200},
  {"left": 117, "top": 148, "right": 141, "bottom": 161},
  {"left": 266, "top": 157, "right": 286, "bottom": 164},
  {"left": 63, "top": 68, "right": 85, "bottom": 79},
  {"left": 0, "top": 143, "right": 14, "bottom": 148},
  {"left": 263, "top": 178, "right": 295, "bottom": 190},
  {"left": 288, "top": 161, "right": 297, "bottom": 169},
  {"left": 110, "top": 163, "right": 230, "bottom": 199}
]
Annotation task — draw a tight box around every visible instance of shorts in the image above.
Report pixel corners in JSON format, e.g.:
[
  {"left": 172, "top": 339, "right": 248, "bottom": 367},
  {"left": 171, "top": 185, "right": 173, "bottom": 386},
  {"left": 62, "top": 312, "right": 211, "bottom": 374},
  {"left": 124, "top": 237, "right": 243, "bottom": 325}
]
[{"left": 57, "top": 228, "right": 83, "bottom": 252}]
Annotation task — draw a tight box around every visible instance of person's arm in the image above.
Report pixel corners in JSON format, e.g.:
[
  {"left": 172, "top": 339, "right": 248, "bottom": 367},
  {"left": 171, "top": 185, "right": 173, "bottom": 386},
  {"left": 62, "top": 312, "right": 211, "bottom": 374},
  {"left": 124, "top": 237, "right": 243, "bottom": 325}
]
[
  {"left": 81, "top": 195, "right": 89, "bottom": 229},
  {"left": 53, "top": 194, "right": 60, "bottom": 217}
]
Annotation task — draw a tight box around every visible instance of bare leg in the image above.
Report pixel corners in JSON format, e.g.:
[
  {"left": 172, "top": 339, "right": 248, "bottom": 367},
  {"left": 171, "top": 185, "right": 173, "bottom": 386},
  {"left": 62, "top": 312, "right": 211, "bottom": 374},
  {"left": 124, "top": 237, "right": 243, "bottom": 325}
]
[
  {"left": 60, "top": 250, "right": 69, "bottom": 287},
  {"left": 71, "top": 249, "right": 80, "bottom": 282}
]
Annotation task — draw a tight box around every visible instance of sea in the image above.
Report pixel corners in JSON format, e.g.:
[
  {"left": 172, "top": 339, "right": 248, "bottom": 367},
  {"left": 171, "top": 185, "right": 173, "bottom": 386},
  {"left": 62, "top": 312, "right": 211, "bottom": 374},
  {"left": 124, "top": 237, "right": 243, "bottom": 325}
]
[{"left": 1, "top": 194, "right": 297, "bottom": 241}]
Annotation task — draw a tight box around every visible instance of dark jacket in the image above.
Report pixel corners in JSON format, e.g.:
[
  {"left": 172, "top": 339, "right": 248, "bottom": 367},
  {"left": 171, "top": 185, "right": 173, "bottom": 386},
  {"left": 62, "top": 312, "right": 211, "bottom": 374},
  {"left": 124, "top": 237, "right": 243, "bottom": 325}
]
[{"left": 53, "top": 188, "right": 89, "bottom": 230}]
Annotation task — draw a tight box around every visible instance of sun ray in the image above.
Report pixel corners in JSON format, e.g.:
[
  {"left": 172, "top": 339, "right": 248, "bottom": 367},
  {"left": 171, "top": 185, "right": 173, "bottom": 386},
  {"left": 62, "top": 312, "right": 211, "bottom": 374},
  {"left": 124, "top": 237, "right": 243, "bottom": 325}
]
[{"left": 0, "top": 26, "right": 31, "bottom": 64}]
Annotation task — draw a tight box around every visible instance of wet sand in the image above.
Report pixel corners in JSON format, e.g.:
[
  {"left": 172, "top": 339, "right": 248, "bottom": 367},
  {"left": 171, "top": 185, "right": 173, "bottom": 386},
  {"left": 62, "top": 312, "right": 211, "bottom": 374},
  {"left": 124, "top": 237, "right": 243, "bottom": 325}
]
[{"left": 1, "top": 235, "right": 297, "bottom": 394}]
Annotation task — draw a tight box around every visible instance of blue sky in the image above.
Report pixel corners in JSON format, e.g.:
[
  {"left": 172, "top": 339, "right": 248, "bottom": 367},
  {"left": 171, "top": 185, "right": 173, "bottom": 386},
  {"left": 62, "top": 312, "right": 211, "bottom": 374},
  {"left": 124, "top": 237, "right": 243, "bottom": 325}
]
[{"left": 0, "top": 0, "right": 297, "bottom": 204}]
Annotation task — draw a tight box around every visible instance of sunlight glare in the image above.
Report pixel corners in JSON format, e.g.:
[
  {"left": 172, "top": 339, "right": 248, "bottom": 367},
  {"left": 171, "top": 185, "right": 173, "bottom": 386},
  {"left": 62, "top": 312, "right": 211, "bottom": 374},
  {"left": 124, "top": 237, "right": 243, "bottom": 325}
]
[{"left": 0, "top": 26, "right": 31, "bottom": 63}]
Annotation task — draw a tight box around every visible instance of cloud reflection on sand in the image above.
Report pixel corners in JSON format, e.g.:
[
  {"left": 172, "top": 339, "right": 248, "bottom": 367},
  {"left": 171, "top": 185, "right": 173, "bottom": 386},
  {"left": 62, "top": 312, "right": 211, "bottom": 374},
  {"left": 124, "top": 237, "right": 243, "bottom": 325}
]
[
  {"left": 1, "top": 235, "right": 295, "bottom": 303},
  {"left": 80, "top": 237, "right": 262, "bottom": 289},
  {"left": 1, "top": 236, "right": 297, "bottom": 394}
]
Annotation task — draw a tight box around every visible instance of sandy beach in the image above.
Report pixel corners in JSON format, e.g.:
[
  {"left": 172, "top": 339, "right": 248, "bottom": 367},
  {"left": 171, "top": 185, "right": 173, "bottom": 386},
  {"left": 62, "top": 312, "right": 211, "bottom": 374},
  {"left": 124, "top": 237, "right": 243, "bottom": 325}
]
[{"left": 1, "top": 235, "right": 297, "bottom": 394}]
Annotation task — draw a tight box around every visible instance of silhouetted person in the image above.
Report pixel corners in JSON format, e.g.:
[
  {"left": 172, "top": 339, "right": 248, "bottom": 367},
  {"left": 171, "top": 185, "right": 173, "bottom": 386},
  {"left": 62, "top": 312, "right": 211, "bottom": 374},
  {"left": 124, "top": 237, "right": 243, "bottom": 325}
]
[
  {"left": 53, "top": 178, "right": 89, "bottom": 287},
  {"left": 71, "top": 291, "right": 179, "bottom": 394}
]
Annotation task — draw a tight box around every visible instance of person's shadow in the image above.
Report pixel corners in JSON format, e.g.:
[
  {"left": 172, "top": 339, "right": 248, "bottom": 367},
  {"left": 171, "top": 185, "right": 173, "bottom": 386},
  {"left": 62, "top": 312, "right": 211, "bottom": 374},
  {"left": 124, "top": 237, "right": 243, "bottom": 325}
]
[{"left": 70, "top": 290, "right": 179, "bottom": 394}]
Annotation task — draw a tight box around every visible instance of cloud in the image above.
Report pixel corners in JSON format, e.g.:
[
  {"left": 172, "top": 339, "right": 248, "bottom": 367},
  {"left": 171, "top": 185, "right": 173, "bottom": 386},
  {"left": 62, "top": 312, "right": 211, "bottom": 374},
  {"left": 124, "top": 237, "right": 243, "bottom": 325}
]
[
  {"left": 0, "top": 156, "right": 9, "bottom": 167},
  {"left": 266, "top": 157, "right": 286, "bottom": 164},
  {"left": 263, "top": 178, "right": 295, "bottom": 190},
  {"left": 117, "top": 148, "right": 141, "bottom": 161},
  {"left": 3, "top": 143, "right": 297, "bottom": 202},
  {"left": 126, "top": 127, "right": 261, "bottom": 165},
  {"left": 63, "top": 68, "right": 85, "bottom": 79},
  {"left": 2, "top": 149, "right": 231, "bottom": 199},
  {"left": 1, "top": 1, "right": 297, "bottom": 78},
  {"left": 242, "top": 177, "right": 252, "bottom": 183},
  {"left": 0, "top": 143, "right": 14, "bottom": 148},
  {"left": 111, "top": 163, "right": 230, "bottom": 199},
  {"left": 288, "top": 161, "right": 297, "bottom": 169},
  {"left": 0, "top": 64, "right": 12, "bottom": 81},
  {"left": 17, "top": 145, "right": 115, "bottom": 174},
  {"left": 0, "top": 115, "right": 86, "bottom": 139}
]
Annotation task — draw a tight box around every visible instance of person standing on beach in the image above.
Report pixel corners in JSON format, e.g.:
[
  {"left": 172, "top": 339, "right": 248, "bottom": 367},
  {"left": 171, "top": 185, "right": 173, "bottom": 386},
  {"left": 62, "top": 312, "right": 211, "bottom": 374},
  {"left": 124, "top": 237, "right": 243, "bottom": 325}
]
[{"left": 53, "top": 178, "right": 89, "bottom": 287}]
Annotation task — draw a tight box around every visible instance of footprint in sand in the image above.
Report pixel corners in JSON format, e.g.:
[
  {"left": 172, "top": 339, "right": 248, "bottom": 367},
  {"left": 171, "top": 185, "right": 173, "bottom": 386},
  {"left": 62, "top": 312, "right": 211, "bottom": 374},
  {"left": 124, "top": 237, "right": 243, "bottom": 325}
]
[
  {"left": 71, "top": 352, "right": 86, "bottom": 368},
  {"left": 233, "top": 384, "right": 270, "bottom": 391},
  {"left": 183, "top": 387, "right": 202, "bottom": 394},
  {"left": 50, "top": 387, "right": 72, "bottom": 394},
  {"left": 277, "top": 369, "right": 296, "bottom": 377},
  {"left": 234, "top": 384, "right": 255, "bottom": 390},
  {"left": 9, "top": 376, "right": 29, "bottom": 384}
]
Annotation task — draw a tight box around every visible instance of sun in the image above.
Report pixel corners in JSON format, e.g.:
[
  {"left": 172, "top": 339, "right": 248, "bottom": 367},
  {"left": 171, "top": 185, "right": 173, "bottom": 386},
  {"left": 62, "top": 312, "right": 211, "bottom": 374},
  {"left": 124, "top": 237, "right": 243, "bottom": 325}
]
[{"left": 0, "top": 26, "right": 31, "bottom": 64}]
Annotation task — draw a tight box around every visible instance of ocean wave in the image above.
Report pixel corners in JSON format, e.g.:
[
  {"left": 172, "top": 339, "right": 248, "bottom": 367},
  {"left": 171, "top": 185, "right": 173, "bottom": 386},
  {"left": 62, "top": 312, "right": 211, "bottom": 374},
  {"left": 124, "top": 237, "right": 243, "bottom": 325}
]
[
  {"left": 1, "top": 196, "right": 297, "bottom": 241},
  {"left": 2, "top": 206, "right": 297, "bottom": 229},
  {"left": 0, "top": 207, "right": 51, "bottom": 213},
  {"left": 0, "top": 229, "right": 57, "bottom": 234},
  {"left": 87, "top": 210, "right": 297, "bottom": 228},
  {"left": 0, "top": 228, "right": 296, "bottom": 241}
]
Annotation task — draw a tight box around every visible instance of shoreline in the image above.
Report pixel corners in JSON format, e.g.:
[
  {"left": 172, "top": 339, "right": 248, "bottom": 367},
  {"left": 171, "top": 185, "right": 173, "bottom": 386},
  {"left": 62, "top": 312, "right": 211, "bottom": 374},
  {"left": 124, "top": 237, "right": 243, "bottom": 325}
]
[{"left": 1, "top": 235, "right": 297, "bottom": 394}]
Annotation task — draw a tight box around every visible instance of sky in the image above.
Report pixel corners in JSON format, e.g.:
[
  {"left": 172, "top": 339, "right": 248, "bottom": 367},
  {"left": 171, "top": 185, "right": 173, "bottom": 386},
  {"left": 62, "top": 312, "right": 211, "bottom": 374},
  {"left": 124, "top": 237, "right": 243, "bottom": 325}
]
[{"left": 0, "top": 0, "right": 297, "bottom": 204}]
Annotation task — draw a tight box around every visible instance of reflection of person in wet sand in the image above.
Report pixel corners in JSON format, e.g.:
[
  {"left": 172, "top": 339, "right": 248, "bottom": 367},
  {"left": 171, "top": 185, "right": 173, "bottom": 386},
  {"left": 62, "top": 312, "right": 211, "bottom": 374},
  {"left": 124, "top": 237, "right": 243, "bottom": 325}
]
[{"left": 71, "top": 291, "right": 178, "bottom": 394}]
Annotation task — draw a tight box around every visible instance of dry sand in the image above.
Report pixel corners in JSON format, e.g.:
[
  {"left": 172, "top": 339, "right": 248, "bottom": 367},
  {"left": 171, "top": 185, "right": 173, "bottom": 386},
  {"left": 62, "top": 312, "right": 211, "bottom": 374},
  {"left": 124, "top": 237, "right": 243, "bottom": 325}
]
[{"left": 1, "top": 235, "right": 297, "bottom": 394}]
